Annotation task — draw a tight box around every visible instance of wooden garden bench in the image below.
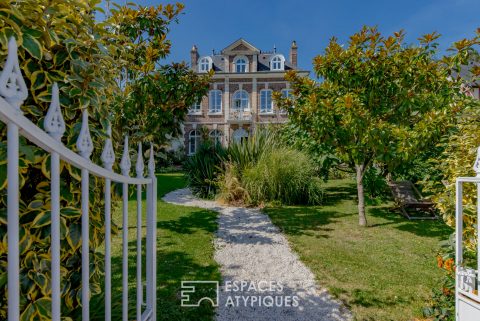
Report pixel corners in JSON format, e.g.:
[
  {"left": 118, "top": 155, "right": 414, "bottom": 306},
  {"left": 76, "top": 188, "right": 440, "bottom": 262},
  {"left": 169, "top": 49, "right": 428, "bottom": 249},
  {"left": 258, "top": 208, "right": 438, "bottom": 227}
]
[{"left": 388, "top": 181, "right": 438, "bottom": 220}]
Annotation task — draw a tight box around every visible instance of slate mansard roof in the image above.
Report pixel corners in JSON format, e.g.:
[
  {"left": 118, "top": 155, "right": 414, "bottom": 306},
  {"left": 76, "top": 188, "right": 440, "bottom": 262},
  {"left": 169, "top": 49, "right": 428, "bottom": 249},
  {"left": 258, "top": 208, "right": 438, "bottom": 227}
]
[{"left": 195, "top": 38, "right": 298, "bottom": 73}]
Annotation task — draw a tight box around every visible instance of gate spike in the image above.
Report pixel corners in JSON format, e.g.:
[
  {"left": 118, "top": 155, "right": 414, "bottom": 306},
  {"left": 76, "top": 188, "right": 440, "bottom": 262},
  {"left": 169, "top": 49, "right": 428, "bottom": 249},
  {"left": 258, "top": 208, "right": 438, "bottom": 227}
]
[
  {"left": 136, "top": 143, "right": 144, "bottom": 178},
  {"left": 44, "top": 83, "right": 66, "bottom": 142},
  {"left": 76, "top": 109, "right": 94, "bottom": 159},
  {"left": 120, "top": 136, "right": 131, "bottom": 176},
  {"left": 148, "top": 143, "right": 155, "bottom": 177},
  {"left": 0, "top": 37, "right": 28, "bottom": 110},
  {"left": 101, "top": 123, "right": 115, "bottom": 171}
]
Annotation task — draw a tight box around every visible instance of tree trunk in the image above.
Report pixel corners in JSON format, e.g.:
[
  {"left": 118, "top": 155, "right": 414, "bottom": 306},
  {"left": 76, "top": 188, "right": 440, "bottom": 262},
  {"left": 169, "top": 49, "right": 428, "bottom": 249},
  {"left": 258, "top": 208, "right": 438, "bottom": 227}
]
[{"left": 355, "top": 164, "right": 368, "bottom": 226}]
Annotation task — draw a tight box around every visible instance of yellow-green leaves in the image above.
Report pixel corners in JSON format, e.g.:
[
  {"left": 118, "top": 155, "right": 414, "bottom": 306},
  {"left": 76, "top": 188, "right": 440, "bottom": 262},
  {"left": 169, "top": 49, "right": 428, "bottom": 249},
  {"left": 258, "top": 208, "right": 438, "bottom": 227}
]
[{"left": 22, "top": 33, "right": 42, "bottom": 60}]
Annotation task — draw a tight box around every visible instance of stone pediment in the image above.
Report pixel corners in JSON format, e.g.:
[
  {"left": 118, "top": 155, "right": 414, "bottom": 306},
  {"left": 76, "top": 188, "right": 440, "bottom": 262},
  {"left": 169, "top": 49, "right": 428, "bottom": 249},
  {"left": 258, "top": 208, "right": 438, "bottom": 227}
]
[
  {"left": 222, "top": 38, "right": 260, "bottom": 54},
  {"left": 232, "top": 44, "right": 249, "bottom": 51}
]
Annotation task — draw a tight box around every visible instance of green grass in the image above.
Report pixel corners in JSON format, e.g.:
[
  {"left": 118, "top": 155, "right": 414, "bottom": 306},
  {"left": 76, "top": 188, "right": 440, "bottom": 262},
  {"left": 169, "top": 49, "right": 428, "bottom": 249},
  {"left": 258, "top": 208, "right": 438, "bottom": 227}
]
[
  {"left": 263, "top": 179, "right": 452, "bottom": 321},
  {"left": 91, "top": 172, "right": 220, "bottom": 321}
]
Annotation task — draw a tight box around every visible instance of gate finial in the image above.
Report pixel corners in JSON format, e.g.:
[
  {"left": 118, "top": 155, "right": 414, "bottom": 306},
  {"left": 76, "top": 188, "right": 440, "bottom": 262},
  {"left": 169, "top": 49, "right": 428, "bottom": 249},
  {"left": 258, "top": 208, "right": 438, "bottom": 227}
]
[
  {"left": 148, "top": 143, "right": 155, "bottom": 178},
  {"left": 474, "top": 146, "right": 480, "bottom": 177},
  {"left": 44, "top": 83, "right": 66, "bottom": 142},
  {"left": 120, "top": 136, "right": 131, "bottom": 176},
  {"left": 136, "top": 143, "right": 144, "bottom": 178},
  {"left": 0, "top": 37, "right": 28, "bottom": 110},
  {"left": 101, "top": 123, "right": 115, "bottom": 171},
  {"left": 76, "top": 109, "right": 94, "bottom": 159}
]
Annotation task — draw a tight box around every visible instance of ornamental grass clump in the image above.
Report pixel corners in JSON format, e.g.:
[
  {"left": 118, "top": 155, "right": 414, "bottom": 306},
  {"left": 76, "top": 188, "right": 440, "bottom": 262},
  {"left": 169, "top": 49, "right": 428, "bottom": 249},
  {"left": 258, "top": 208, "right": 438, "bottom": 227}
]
[{"left": 242, "top": 147, "right": 323, "bottom": 205}]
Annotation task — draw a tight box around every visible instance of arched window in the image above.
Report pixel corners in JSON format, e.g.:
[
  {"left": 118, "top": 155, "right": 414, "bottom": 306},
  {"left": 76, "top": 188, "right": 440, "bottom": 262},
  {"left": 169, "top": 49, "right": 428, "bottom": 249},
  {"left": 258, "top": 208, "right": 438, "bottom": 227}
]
[
  {"left": 209, "top": 90, "right": 222, "bottom": 113},
  {"left": 209, "top": 129, "right": 223, "bottom": 145},
  {"left": 260, "top": 89, "right": 273, "bottom": 113},
  {"left": 232, "top": 90, "right": 249, "bottom": 111},
  {"left": 188, "top": 130, "right": 201, "bottom": 155},
  {"left": 270, "top": 55, "right": 285, "bottom": 71},
  {"left": 234, "top": 56, "right": 248, "bottom": 73},
  {"left": 198, "top": 56, "right": 212, "bottom": 73}
]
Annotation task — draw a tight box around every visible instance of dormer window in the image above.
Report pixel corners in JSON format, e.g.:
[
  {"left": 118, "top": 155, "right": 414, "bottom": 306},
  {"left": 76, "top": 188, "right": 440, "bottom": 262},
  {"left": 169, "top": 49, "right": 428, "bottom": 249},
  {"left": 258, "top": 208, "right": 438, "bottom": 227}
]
[
  {"left": 198, "top": 56, "right": 212, "bottom": 73},
  {"left": 234, "top": 56, "right": 249, "bottom": 73},
  {"left": 270, "top": 55, "right": 285, "bottom": 71}
]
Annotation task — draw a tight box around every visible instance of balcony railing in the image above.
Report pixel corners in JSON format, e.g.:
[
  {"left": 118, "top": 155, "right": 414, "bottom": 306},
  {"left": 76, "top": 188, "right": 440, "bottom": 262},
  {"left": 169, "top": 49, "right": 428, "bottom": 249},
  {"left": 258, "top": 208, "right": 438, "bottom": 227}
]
[{"left": 228, "top": 110, "right": 253, "bottom": 122}]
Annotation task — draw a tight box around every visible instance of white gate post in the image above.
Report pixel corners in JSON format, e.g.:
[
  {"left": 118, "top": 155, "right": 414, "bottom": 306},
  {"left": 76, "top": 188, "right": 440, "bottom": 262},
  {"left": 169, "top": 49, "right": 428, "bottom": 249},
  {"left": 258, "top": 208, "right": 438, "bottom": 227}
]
[
  {"left": 146, "top": 144, "right": 157, "bottom": 320},
  {"left": 119, "top": 136, "right": 132, "bottom": 321},
  {"left": 77, "top": 109, "right": 94, "bottom": 321},
  {"left": 101, "top": 124, "right": 115, "bottom": 321},
  {"left": 0, "top": 37, "right": 28, "bottom": 321},
  {"left": 136, "top": 143, "right": 145, "bottom": 321},
  {"left": 147, "top": 144, "right": 157, "bottom": 319},
  {"left": 44, "top": 83, "right": 66, "bottom": 321}
]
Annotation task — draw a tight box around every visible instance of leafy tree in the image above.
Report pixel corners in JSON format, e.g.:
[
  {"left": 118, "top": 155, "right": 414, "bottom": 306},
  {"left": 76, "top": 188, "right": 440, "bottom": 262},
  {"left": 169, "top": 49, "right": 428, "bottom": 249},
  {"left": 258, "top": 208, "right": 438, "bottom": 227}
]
[
  {"left": 279, "top": 26, "right": 473, "bottom": 226},
  {"left": 116, "top": 63, "right": 210, "bottom": 147},
  {"left": 106, "top": 2, "right": 211, "bottom": 149},
  {"left": 279, "top": 122, "right": 338, "bottom": 179}
]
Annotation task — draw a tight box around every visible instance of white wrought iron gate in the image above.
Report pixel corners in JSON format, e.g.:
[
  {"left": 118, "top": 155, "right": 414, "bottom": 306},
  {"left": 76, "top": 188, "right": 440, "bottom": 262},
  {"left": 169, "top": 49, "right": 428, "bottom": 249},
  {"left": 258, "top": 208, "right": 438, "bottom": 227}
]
[
  {"left": 0, "top": 37, "right": 157, "bottom": 320},
  {"left": 455, "top": 148, "right": 480, "bottom": 321}
]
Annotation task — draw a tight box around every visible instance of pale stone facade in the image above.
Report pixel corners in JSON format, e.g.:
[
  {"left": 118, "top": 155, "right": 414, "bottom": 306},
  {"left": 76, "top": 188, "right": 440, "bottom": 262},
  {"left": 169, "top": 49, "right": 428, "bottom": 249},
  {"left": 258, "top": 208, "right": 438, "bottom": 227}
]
[{"left": 184, "top": 38, "right": 309, "bottom": 155}]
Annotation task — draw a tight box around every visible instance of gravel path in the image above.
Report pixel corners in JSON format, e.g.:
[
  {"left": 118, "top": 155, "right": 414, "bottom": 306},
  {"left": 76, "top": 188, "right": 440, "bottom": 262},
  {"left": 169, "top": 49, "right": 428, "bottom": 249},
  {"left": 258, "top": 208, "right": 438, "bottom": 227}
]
[{"left": 163, "top": 188, "right": 352, "bottom": 321}]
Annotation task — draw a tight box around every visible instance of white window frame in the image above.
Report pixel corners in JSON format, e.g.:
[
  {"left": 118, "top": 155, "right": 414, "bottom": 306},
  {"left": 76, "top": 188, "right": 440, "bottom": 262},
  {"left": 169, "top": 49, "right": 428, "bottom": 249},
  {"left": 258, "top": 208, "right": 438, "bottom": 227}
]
[
  {"left": 234, "top": 55, "right": 249, "bottom": 73},
  {"left": 209, "top": 129, "right": 223, "bottom": 145},
  {"left": 260, "top": 89, "right": 273, "bottom": 114},
  {"left": 189, "top": 100, "right": 202, "bottom": 114},
  {"left": 188, "top": 130, "right": 201, "bottom": 155},
  {"left": 208, "top": 90, "right": 222, "bottom": 113},
  {"left": 270, "top": 55, "right": 285, "bottom": 71},
  {"left": 232, "top": 90, "right": 250, "bottom": 111},
  {"left": 198, "top": 56, "right": 212, "bottom": 73}
]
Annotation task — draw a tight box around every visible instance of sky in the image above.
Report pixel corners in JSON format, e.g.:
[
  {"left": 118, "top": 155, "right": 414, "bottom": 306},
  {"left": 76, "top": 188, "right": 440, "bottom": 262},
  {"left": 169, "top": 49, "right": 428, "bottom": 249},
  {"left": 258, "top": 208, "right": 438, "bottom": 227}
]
[{"left": 130, "top": 0, "right": 480, "bottom": 72}]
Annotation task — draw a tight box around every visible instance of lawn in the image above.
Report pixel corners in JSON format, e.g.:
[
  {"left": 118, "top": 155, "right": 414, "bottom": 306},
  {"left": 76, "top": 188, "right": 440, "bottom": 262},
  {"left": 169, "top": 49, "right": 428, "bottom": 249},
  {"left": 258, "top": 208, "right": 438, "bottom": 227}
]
[
  {"left": 264, "top": 179, "right": 452, "bottom": 321},
  {"left": 91, "top": 172, "right": 220, "bottom": 321}
]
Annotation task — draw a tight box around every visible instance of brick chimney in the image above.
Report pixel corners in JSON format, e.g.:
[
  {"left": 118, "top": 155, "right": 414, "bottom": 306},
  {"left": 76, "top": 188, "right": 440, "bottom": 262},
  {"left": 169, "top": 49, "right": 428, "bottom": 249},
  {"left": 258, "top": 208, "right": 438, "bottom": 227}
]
[
  {"left": 289, "top": 41, "right": 298, "bottom": 68},
  {"left": 190, "top": 45, "right": 199, "bottom": 71}
]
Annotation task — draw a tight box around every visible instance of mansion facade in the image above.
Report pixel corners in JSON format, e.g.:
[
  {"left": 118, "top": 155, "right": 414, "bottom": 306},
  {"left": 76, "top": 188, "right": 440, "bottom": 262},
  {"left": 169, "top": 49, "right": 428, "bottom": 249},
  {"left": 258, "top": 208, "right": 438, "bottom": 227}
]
[{"left": 184, "top": 38, "right": 309, "bottom": 154}]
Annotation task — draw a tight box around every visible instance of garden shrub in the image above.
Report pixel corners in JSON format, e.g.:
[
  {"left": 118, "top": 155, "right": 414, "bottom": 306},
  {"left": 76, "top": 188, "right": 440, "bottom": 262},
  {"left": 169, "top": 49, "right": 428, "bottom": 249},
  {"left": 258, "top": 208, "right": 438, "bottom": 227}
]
[
  {"left": 242, "top": 147, "right": 323, "bottom": 205},
  {"left": 224, "top": 127, "right": 280, "bottom": 172},
  {"left": 184, "top": 140, "right": 225, "bottom": 198},
  {"left": 216, "top": 162, "right": 250, "bottom": 205}
]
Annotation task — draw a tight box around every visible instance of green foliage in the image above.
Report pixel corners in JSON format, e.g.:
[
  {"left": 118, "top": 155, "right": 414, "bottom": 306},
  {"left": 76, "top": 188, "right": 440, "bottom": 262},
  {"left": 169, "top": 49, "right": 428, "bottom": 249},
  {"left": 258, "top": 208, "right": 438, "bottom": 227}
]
[
  {"left": 115, "top": 63, "right": 211, "bottom": 147},
  {"left": 423, "top": 236, "right": 457, "bottom": 321},
  {"left": 279, "top": 122, "right": 338, "bottom": 179},
  {"left": 362, "top": 165, "right": 390, "bottom": 204},
  {"left": 278, "top": 26, "right": 476, "bottom": 225},
  {"left": 0, "top": 0, "right": 192, "bottom": 319},
  {"left": 242, "top": 147, "right": 323, "bottom": 205},
  {"left": 183, "top": 140, "right": 225, "bottom": 199}
]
